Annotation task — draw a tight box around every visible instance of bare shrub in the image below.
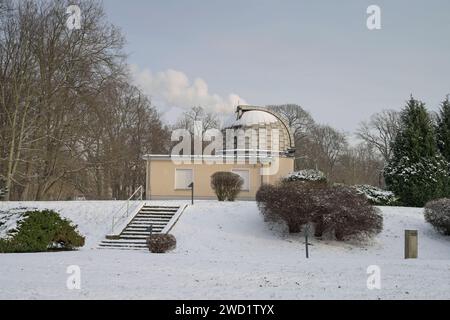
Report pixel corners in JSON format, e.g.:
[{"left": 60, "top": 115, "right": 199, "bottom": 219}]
[
  {"left": 211, "top": 172, "right": 243, "bottom": 201},
  {"left": 256, "top": 181, "right": 325, "bottom": 233},
  {"left": 318, "top": 186, "right": 383, "bottom": 240},
  {"left": 424, "top": 199, "right": 450, "bottom": 235},
  {"left": 256, "top": 182, "right": 383, "bottom": 240},
  {"left": 147, "top": 234, "right": 176, "bottom": 253}
]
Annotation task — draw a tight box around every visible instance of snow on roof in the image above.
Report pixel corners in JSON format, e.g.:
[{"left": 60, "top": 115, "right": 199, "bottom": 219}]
[{"left": 231, "top": 110, "right": 278, "bottom": 127}]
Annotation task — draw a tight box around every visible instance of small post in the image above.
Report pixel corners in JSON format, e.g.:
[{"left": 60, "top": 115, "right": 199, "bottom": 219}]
[
  {"left": 149, "top": 224, "right": 153, "bottom": 236},
  {"left": 405, "top": 230, "right": 418, "bottom": 259},
  {"left": 188, "top": 182, "right": 194, "bottom": 205},
  {"left": 304, "top": 224, "right": 310, "bottom": 259}
]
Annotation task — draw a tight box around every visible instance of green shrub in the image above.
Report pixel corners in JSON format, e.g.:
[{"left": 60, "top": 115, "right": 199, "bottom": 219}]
[
  {"left": 147, "top": 234, "right": 176, "bottom": 253},
  {"left": 353, "top": 185, "right": 398, "bottom": 206},
  {"left": 211, "top": 172, "right": 243, "bottom": 201},
  {"left": 0, "top": 210, "right": 85, "bottom": 253},
  {"left": 384, "top": 155, "right": 450, "bottom": 207},
  {"left": 424, "top": 199, "right": 450, "bottom": 235}
]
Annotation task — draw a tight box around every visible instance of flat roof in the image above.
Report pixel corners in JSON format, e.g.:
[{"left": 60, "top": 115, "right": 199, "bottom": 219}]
[{"left": 142, "top": 154, "right": 275, "bottom": 162}]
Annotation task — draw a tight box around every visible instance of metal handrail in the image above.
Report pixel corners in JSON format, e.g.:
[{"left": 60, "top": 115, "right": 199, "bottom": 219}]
[{"left": 111, "top": 185, "right": 144, "bottom": 233}]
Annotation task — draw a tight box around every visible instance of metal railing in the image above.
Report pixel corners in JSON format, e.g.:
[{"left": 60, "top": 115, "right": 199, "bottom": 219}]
[{"left": 111, "top": 185, "right": 144, "bottom": 234}]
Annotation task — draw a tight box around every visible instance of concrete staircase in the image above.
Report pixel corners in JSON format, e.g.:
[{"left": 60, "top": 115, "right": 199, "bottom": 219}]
[{"left": 99, "top": 205, "right": 180, "bottom": 250}]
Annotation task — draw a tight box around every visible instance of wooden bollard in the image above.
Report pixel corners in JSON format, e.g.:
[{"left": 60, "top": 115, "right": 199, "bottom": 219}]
[{"left": 405, "top": 230, "right": 418, "bottom": 259}]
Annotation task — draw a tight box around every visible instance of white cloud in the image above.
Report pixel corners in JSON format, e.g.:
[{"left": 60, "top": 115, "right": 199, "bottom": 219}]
[{"left": 129, "top": 65, "right": 247, "bottom": 117}]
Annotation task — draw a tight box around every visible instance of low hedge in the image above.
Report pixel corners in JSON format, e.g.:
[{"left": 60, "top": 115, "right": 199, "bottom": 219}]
[{"left": 0, "top": 210, "right": 85, "bottom": 253}]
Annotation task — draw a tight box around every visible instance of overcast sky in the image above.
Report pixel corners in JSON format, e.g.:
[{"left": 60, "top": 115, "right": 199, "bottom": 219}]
[{"left": 103, "top": 0, "right": 450, "bottom": 133}]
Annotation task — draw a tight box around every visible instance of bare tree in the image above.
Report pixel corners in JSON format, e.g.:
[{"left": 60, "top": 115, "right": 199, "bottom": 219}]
[
  {"left": 174, "top": 106, "right": 219, "bottom": 134},
  {"left": 267, "top": 104, "right": 315, "bottom": 169},
  {"left": 334, "top": 143, "right": 384, "bottom": 186},
  {"left": 0, "top": 0, "right": 37, "bottom": 200},
  {"left": 300, "top": 124, "right": 348, "bottom": 179},
  {"left": 171, "top": 106, "right": 220, "bottom": 155},
  {"left": 356, "top": 110, "right": 400, "bottom": 162},
  {"left": 267, "top": 104, "right": 314, "bottom": 141}
]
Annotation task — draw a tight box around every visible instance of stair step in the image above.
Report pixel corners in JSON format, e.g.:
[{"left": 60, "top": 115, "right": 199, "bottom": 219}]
[
  {"left": 122, "top": 231, "right": 156, "bottom": 235},
  {"left": 119, "top": 234, "right": 161, "bottom": 239},
  {"left": 129, "top": 221, "right": 167, "bottom": 225},
  {"left": 135, "top": 215, "right": 173, "bottom": 219},
  {"left": 140, "top": 208, "right": 178, "bottom": 211},
  {"left": 134, "top": 216, "right": 172, "bottom": 219},
  {"left": 101, "top": 240, "right": 147, "bottom": 244},
  {"left": 98, "top": 246, "right": 148, "bottom": 251},
  {"left": 138, "top": 213, "right": 175, "bottom": 216},
  {"left": 135, "top": 220, "right": 172, "bottom": 223},
  {"left": 126, "top": 226, "right": 164, "bottom": 230},
  {"left": 142, "top": 206, "right": 180, "bottom": 211},
  {"left": 126, "top": 227, "right": 164, "bottom": 232},
  {"left": 140, "top": 211, "right": 177, "bottom": 214},
  {"left": 142, "top": 208, "right": 177, "bottom": 210},
  {"left": 140, "top": 212, "right": 176, "bottom": 215},
  {"left": 139, "top": 212, "right": 176, "bottom": 215},
  {"left": 123, "top": 229, "right": 163, "bottom": 233},
  {"left": 137, "top": 212, "right": 175, "bottom": 216},
  {"left": 123, "top": 228, "right": 164, "bottom": 233},
  {"left": 131, "top": 217, "right": 172, "bottom": 223},
  {"left": 99, "top": 247, "right": 147, "bottom": 251},
  {"left": 127, "top": 225, "right": 164, "bottom": 228},
  {"left": 99, "top": 242, "right": 146, "bottom": 245},
  {"left": 99, "top": 245, "right": 147, "bottom": 248}
]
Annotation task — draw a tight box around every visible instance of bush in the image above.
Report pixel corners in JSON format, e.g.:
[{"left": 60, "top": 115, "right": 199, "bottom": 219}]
[
  {"left": 147, "top": 234, "right": 176, "bottom": 253},
  {"left": 424, "top": 199, "right": 450, "bottom": 235},
  {"left": 284, "top": 169, "right": 327, "bottom": 184},
  {"left": 385, "top": 155, "right": 450, "bottom": 207},
  {"left": 0, "top": 210, "right": 85, "bottom": 253},
  {"left": 256, "top": 181, "right": 383, "bottom": 241},
  {"left": 318, "top": 186, "right": 383, "bottom": 240},
  {"left": 353, "top": 185, "right": 398, "bottom": 206},
  {"left": 256, "top": 181, "right": 323, "bottom": 233},
  {"left": 211, "top": 172, "right": 243, "bottom": 201}
]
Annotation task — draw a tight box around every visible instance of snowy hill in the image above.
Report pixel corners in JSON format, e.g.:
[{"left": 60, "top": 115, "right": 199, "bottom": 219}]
[{"left": 0, "top": 201, "right": 449, "bottom": 299}]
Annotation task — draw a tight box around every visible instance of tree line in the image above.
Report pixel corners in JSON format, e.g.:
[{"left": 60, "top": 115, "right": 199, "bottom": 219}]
[
  {"left": 0, "top": 0, "right": 170, "bottom": 200},
  {"left": 267, "top": 104, "right": 385, "bottom": 187}
]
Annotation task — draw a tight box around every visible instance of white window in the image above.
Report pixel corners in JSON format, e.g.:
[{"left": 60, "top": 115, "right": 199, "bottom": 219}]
[
  {"left": 232, "top": 169, "right": 250, "bottom": 191},
  {"left": 175, "top": 169, "right": 193, "bottom": 190}
]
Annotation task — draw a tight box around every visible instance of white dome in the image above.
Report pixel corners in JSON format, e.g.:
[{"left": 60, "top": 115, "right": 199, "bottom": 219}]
[{"left": 231, "top": 110, "right": 278, "bottom": 127}]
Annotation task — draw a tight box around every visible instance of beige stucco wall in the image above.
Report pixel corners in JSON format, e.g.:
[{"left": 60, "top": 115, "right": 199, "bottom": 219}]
[{"left": 146, "top": 157, "right": 294, "bottom": 200}]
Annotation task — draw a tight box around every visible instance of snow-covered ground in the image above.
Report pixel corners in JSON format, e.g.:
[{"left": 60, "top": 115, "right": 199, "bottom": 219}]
[{"left": 0, "top": 201, "right": 449, "bottom": 299}]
